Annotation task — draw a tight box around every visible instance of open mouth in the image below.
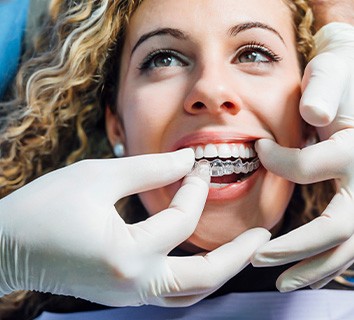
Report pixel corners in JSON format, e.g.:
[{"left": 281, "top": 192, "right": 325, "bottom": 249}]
[{"left": 191, "top": 143, "right": 260, "bottom": 188}]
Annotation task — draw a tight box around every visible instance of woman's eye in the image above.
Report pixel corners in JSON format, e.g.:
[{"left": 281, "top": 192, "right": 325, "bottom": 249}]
[
  {"left": 139, "top": 51, "right": 186, "bottom": 70},
  {"left": 235, "top": 44, "right": 281, "bottom": 65},
  {"left": 238, "top": 50, "right": 270, "bottom": 63},
  {"left": 152, "top": 54, "right": 183, "bottom": 68}
]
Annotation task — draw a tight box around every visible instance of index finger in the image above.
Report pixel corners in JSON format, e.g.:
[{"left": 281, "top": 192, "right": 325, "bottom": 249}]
[
  {"left": 71, "top": 149, "right": 196, "bottom": 203},
  {"left": 252, "top": 189, "right": 354, "bottom": 266},
  {"left": 255, "top": 137, "right": 349, "bottom": 184},
  {"left": 300, "top": 53, "right": 346, "bottom": 127},
  {"left": 131, "top": 163, "right": 210, "bottom": 253},
  {"left": 165, "top": 228, "right": 271, "bottom": 297}
]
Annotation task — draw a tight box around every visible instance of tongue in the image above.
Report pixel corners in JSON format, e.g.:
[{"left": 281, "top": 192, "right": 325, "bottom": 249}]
[{"left": 211, "top": 173, "right": 241, "bottom": 184}]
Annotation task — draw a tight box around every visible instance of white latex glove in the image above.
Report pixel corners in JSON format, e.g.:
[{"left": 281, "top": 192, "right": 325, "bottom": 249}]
[
  {"left": 0, "top": 149, "right": 270, "bottom": 307},
  {"left": 251, "top": 22, "right": 354, "bottom": 292}
]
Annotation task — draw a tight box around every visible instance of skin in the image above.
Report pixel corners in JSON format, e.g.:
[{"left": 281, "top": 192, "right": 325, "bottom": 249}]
[
  {"left": 310, "top": 0, "right": 354, "bottom": 30},
  {"left": 106, "top": 0, "right": 305, "bottom": 252}
]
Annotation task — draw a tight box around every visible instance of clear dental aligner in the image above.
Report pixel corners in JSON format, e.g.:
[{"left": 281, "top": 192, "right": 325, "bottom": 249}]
[{"left": 194, "top": 158, "right": 260, "bottom": 177}]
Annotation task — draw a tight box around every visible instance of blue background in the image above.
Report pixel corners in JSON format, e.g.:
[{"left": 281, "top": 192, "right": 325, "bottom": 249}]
[{"left": 0, "top": 0, "right": 30, "bottom": 98}]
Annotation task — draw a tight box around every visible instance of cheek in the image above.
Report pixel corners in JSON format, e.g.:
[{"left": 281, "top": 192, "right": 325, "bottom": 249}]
[
  {"left": 254, "top": 78, "right": 303, "bottom": 146},
  {"left": 120, "top": 84, "right": 181, "bottom": 156},
  {"left": 260, "top": 174, "right": 295, "bottom": 230}
]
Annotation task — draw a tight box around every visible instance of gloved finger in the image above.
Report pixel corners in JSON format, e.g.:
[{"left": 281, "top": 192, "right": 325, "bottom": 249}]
[
  {"left": 159, "top": 229, "right": 270, "bottom": 307},
  {"left": 73, "top": 149, "right": 195, "bottom": 203},
  {"left": 162, "top": 293, "right": 211, "bottom": 308},
  {"left": 159, "top": 279, "right": 228, "bottom": 307},
  {"left": 255, "top": 137, "right": 347, "bottom": 184},
  {"left": 300, "top": 52, "right": 346, "bottom": 127},
  {"left": 252, "top": 190, "right": 354, "bottom": 267},
  {"left": 275, "top": 235, "right": 354, "bottom": 292},
  {"left": 309, "top": 262, "right": 353, "bottom": 290},
  {"left": 165, "top": 228, "right": 271, "bottom": 296},
  {"left": 135, "top": 292, "right": 210, "bottom": 308},
  {"left": 131, "top": 162, "right": 210, "bottom": 253}
]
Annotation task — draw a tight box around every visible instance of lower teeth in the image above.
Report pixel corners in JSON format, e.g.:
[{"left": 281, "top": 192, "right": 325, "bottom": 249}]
[
  {"left": 210, "top": 183, "right": 230, "bottom": 188},
  {"left": 194, "top": 158, "right": 260, "bottom": 177}
]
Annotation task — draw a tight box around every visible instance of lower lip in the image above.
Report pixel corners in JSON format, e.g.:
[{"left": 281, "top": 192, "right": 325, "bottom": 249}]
[{"left": 207, "top": 167, "right": 264, "bottom": 201}]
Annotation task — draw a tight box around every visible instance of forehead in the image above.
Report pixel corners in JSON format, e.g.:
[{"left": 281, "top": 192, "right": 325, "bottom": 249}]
[{"left": 127, "top": 0, "right": 294, "bottom": 43}]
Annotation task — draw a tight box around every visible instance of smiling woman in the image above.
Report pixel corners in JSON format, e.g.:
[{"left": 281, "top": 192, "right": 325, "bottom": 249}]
[
  {"left": 104, "top": 0, "right": 318, "bottom": 251},
  {"left": 0, "top": 0, "right": 335, "bottom": 318}
]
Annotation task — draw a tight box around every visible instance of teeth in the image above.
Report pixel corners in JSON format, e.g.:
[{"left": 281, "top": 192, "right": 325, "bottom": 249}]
[
  {"left": 191, "top": 143, "right": 256, "bottom": 160},
  {"left": 231, "top": 144, "right": 240, "bottom": 158},
  {"left": 239, "top": 144, "right": 246, "bottom": 158},
  {"left": 217, "top": 144, "right": 232, "bottom": 158},
  {"left": 195, "top": 146, "right": 204, "bottom": 159},
  {"left": 204, "top": 144, "right": 218, "bottom": 158},
  {"left": 210, "top": 183, "right": 230, "bottom": 188}
]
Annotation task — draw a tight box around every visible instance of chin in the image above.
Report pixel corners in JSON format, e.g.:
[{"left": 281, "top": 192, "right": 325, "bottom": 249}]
[
  {"left": 184, "top": 211, "right": 284, "bottom": 253},
  {"left": 184, "top": 175, "right": 294, "bottom": 253},
  {"left": 140, "top": 165, "right": 294, "bottom": 254}
]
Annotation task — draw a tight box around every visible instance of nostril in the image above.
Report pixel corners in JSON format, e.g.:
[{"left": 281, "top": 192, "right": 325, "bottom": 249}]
[
  {"left": 223, "top": 102, "right": 234, "bottom": 109},
  {"left": 222, "top": 101, "right": 239, "bottom": 115},
  {"left": 188, "top": 100, "right": 239, "bottom": 114},
  {"left": 192, "top": 101, "right": 205, "bottom": 110}
]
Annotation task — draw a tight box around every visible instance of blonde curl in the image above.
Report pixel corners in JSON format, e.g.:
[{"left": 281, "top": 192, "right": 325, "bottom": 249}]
[{"left": 0, "top": 0, "right": 143, "bottom": 197}]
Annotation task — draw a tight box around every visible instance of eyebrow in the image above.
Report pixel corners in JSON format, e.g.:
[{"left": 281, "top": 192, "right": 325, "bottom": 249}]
[
  {"left": 229, "top": 21, "right": 285, "bottom": 43},
  {"left": 131, "top": 28, "right": 189, "bottom": 55},
  {"left": 131, "top": 21, "right": 284, "bottom": 56}
]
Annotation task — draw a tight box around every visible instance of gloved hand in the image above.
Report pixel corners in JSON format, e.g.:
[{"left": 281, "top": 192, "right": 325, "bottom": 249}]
[
  {"left": 251, "top": 22, "right": 354, "bottom": 292},
  {"left": 0, "top": 149, "right": 270, "bottom": 307}
]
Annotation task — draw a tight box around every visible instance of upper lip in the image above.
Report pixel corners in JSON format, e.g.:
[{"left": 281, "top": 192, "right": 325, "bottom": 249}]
[{"left": 171, "top": 131, "right": 260, "bottom": 151}]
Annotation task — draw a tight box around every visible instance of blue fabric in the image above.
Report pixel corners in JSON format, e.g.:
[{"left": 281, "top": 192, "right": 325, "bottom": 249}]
[
  {"left": 36, "top": 290, "right": 354, "bottom": 320},
  {"left": 0, "top": 0, "right": 30, "bottom": 98}
]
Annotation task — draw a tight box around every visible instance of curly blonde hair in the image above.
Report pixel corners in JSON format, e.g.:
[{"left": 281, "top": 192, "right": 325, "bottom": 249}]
[
  {"left": 0, "top": 0, "right": 335, "bottom": 317},
  {"left": 0, "top": 0, "right": 313, "bottom": 195},
  {"left": 0, "top": 0, "right": 142, "bottom": 198}
]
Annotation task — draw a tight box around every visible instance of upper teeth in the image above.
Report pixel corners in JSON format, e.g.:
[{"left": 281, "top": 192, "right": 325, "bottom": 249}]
[{"left": 191, "top": 143, "right": 256, "bottom": 159}]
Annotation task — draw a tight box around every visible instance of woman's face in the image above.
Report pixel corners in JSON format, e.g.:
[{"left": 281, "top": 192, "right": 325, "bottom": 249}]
[{"left": 107, "top": 0, "right": 304, "bottom": 251}]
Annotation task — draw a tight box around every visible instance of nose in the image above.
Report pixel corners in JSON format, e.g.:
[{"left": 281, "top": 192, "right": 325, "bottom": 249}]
[{"left": 184, "top": 65, "right": 241, "bottom": 116}]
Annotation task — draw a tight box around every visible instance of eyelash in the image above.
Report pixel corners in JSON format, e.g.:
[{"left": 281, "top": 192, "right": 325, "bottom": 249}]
[
  {"left": 138, "top": 49, "right": 186, "bottom": 71},
  {"left": 236, "top": 41, "right": 282, "bottom": 63},
  {"left": 138, "top": 42, "right": 282, "bottom": 71}
]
